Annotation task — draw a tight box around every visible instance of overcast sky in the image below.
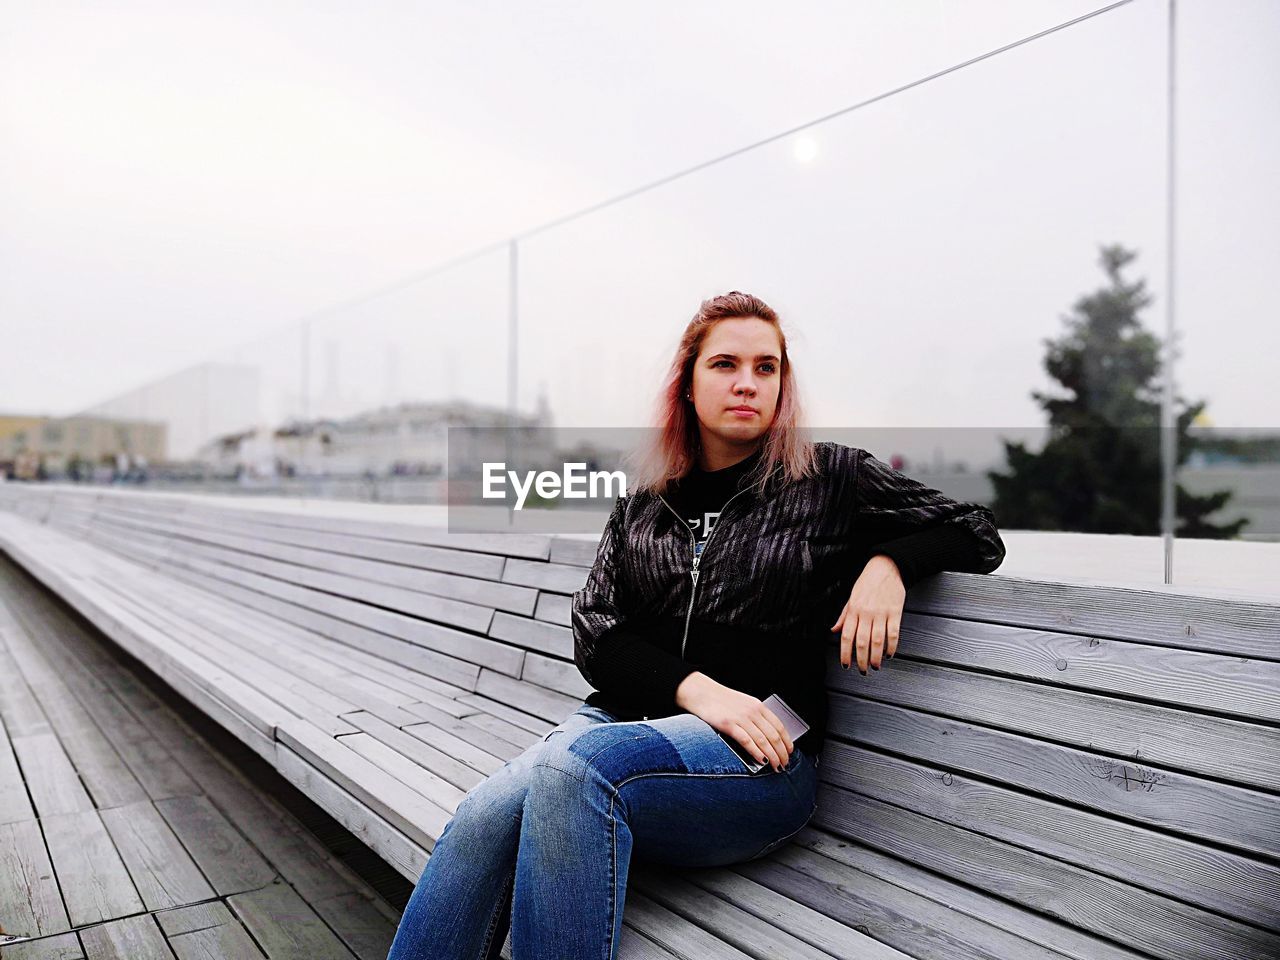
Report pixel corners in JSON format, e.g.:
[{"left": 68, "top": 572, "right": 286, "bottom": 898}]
[{"left": 2, "top": 0, "right": 1276, "bottom": 456}]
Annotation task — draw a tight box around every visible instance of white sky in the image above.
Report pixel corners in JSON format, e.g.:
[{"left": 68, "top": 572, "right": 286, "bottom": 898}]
[{"left": 2, "top": 0, "right": 1277, "bottom": 453}]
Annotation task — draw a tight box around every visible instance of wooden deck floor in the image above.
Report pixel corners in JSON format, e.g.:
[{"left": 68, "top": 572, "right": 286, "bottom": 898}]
[{"left": 0, "top": 555, "right": 400, "bottom": 960}]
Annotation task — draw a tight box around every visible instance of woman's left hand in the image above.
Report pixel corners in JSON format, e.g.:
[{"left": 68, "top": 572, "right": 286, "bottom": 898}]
[{"left": 830, "top": 554, "right": 906, "bottom": 674}]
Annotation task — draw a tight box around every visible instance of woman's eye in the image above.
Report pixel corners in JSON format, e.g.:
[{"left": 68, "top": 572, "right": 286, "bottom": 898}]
[
  {"left": 759, "top": 364, "right": 776, "bottom": 374},
  {"left": 713, "top": 360, "right": 733, "bottom": 368}
]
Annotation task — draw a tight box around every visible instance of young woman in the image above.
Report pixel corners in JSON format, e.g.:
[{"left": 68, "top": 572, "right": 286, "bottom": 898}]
[{"left": 386, "top": 291, "right": 1006, "bottom": 960}]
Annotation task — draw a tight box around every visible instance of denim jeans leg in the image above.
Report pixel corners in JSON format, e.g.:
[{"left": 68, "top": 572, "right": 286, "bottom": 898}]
[
  {"left": 509, "top": 712, "right": 817, "bottom": 960},
  {"left": 385, "top": 704, "right": 618, "bottom": 960}
]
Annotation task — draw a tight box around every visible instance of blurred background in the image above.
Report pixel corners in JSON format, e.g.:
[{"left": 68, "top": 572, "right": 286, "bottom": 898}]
[{"left": 2, "top": 1, "right": 1277, "bottom": 586}]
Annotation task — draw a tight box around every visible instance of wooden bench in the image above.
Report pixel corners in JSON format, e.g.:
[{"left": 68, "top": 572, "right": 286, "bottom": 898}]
[{"left": 0, "top": 483, "right": 1276, "bottom": 960}]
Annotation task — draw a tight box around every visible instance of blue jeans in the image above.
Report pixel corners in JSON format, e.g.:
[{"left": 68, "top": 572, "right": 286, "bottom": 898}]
[{"left": 386, "top": 702, "right": 819, "bottom": 960}]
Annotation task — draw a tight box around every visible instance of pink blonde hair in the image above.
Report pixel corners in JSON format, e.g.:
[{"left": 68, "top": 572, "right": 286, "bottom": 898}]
[{"left": 627, "top": 291, "right": 817, "bottom": 497}]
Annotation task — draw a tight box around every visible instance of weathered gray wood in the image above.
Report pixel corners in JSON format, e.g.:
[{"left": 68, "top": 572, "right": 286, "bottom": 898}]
[
  {"left": 228, "top": 879, "right": 358, "bottom": 960},
  {"left": 899, "top": 611, "right": 1280, "bottom": 722},
  {"left": 501, "top": 556, "right": 589, "bottom": 593},
  {"left": 620, "top": 893, "right": 756, "bottom": 959},
  {"left": 6, "top": 489, "right": 1279, "bottom": 960},
  {"left": 627, "top": 870, "right": 869, "bottom": 960},
  {"left": 818, "top": 747, "right": 1280, "bottom": 935},
  {"left": 42, "top": 809, "right": 144, "bottom": 927},
  {"left": 307, "top": 891, "right": 399, "bottom": 960},
  {"left": 78, "top": 914, "right": 174, "bottom": 960},
  {"left": 168, "top": 922, "right": 268, "bottom": 960},
  {"left": 275, "top": 743, "right": 429, "bottom": 883},
  {"left": 829, "top": 695, "right": 1280, "bottom": 858},
  {"left": 834, "top": 655, "right": 1280, "bottom": 791},
  {"left": 99, "top": 800, "right": 216, "bottom": 910},
  {"left": 456, "top": 689, "right": 561, "bottom": 735},
  {"left": 153, "top": 900, "right": 236, "bottom": 936},
  {"left": 0, "top": 932, "right": 85, "bottom": 959},
  {"left": 277, "top": 718, "right": 451, "bottom": 851},
  {"left": 153, "top": 795, "right": 276, "bottom": 895},
  {"left": 0, "top": 714, "right": 36, "bottom": 822},
  {"left": 638, "top": 865, "right": 931, "bottom": 960},
  {"left": 337, "top": 732, "right": 469, "bottom": 814},
  {"left": 400, "top": 720, "right": 506, "bottom": 777},
  {"left": 533, "top": 590, "right": 571, "bottom": 624},
  {"left": 487, "top": 610, "right": 572, "bottom": 657},
  {"left": 786, "top": 829, "right": 1159, "bottom": 960},
  {"left": 340, "top": 711, "right": 486, "bottom": 793},
  {"left": 520, "top": 649, "right": 594, "bottom": 700},
  {"left": 909, "top": 571, "right": 1280, "bottom": 658},
  {"left": 0, "top": 819, "right": 70, "bottom": 938}
]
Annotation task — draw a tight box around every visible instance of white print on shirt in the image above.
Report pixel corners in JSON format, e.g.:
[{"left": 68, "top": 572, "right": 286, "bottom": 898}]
[{"left": 689, "top": 511, "right": 722, "bottom": 556}]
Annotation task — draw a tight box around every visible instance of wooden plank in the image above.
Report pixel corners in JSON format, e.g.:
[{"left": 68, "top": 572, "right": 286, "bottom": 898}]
[
  {"left": 274, "top": 744, "right": 428, "bottom": 883},
  {"left": 474, "top": 668, "right": 581, "bottom": 722},
  {"left": 787, "top": 829, "right": 1156, "bottom": 960},
  {"left": 619, "top": 893, "right": 756, "bottom": 960},
  {"left": 157, "top": 563, "right": 486, "bottom": 692},
  {"left": 276, "top": 718, "right": 451, "bottom": 851},
  {"left": 78, "top": 914, "right": 174, "bottom": 960},
  {"left": 0, "top": 715, "right": 36, "bottom": 823},
  {"left": 817, "top": 760, "right": 1280, "bottom": 945},
  {"left": 638, "top": 865, "right": 923, "bottom": 960},
  {"left": 168, "top": 922, "right": 268, "bottom": 960},
  {"left": 521, "top": 650, "right": 593, "bottom": 700},
  {"left": 154, "top": 900, "right": 236, "bottom": 936},
  {"left": 899, "top": 612, "right": 1280, "bottom": 722},
  {"left": 337, "top": 732, "right": 469, "bottom": 814},
  {"left": 487, "top": 610, "right": 572, "bottom": 658},
  {"left": 96, "top": 510, "right": 538, "bottom": 615},
  {"left": 501, "top": 557, "right": 588, "bottom": 593},
  {"left": 166, "top": 553, "right": 513, "bottom": 681},
  {"left": 533, "top": 591, "right": 571, "bottom": 624},
  {"left": 549, "top": 536, "right": 599, "bottom": 567},
  {"left": 0, "top": 819, "right": 70, "bottom": 938},
  {"left": 833, "top": 656, "right": 1280, "bottom": 792},
  {"left": 99, "top": 800, "right": 216, "bottom": 910},
  {"left": 746, "top": 847, "right": 1069, "bottom": 960},
  {"left": 307, "top": 891, "right": 398, "bottom": 960},
  {"left": 909, "top": 571, "right": 1280, "bottom": 658},
  {"left": 158, "top": 904, "right": 267, "bottom": 960},
  {"left": 153, "top": 795, "right": 276, "bottom": 895},
  {"left": 456, "top": 690, "right": 561, "bottom": 735},
  {"left": 627, "top": 869, "right": 864, "bottom": 960},
  {"left": 400, "top": 721, "right": 505, "bottom": 777},
  {"left": 42, "top": 809, "right": 144, "bottom": 927},
  {"left": 829, "top": 695, "right": 1280, "bottom": 858},
  {"left": 0, "top": 932, "right": 85, "bottom": 959},
  {"left": 228, "top": 879, "right": 357, "bottom": 960},
  {"left": 341, "top": 711, "right": 485, "bottom": 792}
]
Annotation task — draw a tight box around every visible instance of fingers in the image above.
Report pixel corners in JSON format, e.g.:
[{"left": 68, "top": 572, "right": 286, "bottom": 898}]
[
  {"left": 762, "top": 707, "right": 794, "bottom": 756},
  {"left": 870, "top": 614, "right": 885, "bottom": 670},
  {"left": 855, "top": 613, "right": 872, "bottom": 674},
  {"left": 887, "top": 609, "right": 901, "bottom": 659},
  {"left": 839, "top": 610, "right": 856, "bottom": 670},
  {"left": 740, "top": 719, "right": 784, "bottom": 771}
]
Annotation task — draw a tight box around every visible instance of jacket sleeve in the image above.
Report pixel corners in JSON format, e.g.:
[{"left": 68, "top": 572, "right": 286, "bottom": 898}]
[
  {"left": 572, "top": 496, "right": 699, "bottom": 709},
  {"left": 853, "top": 448, "right": 1006, "bottom": 590}
]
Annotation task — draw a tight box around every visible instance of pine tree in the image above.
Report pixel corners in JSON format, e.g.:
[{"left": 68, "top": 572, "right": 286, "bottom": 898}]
[{"left": 988, "top": 244, "right": 1247, "bottom": 538}]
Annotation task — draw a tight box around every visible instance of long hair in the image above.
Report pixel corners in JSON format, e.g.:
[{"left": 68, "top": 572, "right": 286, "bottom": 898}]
[{"left": 627, "top": 291, "right": 817, "bottom": 497}]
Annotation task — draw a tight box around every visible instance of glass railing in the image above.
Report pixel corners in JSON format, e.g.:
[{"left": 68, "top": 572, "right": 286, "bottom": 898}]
[{"left": 39, "top": 0, "right": 1275, "bottom": 595}]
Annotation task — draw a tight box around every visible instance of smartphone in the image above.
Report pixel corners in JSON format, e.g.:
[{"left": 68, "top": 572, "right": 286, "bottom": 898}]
[{"left": 719, "top": 693, "right": 809, "bottom": 773}]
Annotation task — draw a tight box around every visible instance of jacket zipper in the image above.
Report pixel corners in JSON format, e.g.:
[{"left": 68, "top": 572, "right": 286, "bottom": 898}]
[{"left": 656, "top": 483, "right": 756, "bottom": 660}]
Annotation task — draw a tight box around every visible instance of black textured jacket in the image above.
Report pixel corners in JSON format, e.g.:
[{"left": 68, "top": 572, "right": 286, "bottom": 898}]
[{"left": 570, "top": 441, "right": 1007, "bottom": 758}]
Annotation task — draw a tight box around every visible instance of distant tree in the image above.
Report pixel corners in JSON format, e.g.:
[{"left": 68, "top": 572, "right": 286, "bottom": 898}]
[{"left": 988, "top": 244, "right": 1247, "bottom": 538}]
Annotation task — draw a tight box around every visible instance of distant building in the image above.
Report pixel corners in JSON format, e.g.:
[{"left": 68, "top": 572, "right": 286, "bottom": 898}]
[
  {"left": 81, "top": 361, "right": 261, "bottom": 461},
  {"left": 0, "top": 413, "right": 166, "bottom": 478},
  {"left": 194, "top": 394, "right": 554, "bottom": 479}
]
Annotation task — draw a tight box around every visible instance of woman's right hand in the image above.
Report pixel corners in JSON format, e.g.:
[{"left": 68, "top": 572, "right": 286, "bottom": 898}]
[{"left": 675, "top": 672, "right": 793, "bottom": 771}]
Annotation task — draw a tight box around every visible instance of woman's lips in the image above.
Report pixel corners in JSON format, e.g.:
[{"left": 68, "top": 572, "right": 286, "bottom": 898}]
[{"left": 728, "top": 408, "right": 757, "bottom": 417}]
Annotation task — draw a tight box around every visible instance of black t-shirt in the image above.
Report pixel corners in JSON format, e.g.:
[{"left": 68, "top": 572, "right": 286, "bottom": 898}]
[{"left": 666, "top": 448, "right": 765, "bottom": 558}]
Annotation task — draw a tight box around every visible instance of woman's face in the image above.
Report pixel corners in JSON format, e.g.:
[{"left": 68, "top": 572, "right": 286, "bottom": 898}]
[{"left": 689, "top": 316, "right": 783, "bottom": 447}]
